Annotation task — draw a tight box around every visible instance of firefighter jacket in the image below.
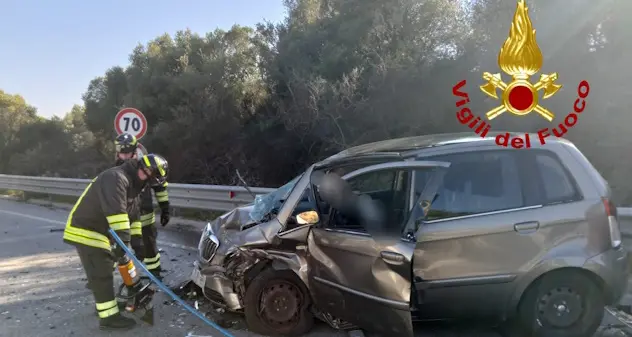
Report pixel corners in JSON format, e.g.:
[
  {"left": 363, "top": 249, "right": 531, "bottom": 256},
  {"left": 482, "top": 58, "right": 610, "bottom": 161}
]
[
  {"left": 114, "top": 158, "right": 143, "bottom": 236},
  {"left": 115, "top": 151, "right": 169, "bottom": 224},
  {"left": 63, "top": 160, "right": 146, "bottom": 252},
  {"left": 140, "top": 181, "right": 169, "bottom": 213}
]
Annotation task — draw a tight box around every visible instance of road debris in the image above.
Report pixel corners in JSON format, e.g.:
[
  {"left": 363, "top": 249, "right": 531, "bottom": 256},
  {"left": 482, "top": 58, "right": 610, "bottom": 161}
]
[
  {"left": 186, "top": 332, "right": 214, "bottom": 337},
  {"left": 109, "top": 228, "right": 235, "bottom": 337},
  {"left": 605, "top": 306, "right": 632, "bottom": 335}
]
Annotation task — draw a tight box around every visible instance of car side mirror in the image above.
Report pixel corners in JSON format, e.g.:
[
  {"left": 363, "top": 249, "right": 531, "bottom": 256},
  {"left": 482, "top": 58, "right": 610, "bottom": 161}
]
[{"left": 296, "top": 210, "right": 319, "bottom": 225}]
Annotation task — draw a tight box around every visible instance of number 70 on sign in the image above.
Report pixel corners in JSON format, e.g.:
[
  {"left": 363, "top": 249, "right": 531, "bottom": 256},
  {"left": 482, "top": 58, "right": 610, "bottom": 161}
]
[{"left": 114, "top": 107, "right": 148, "bottom": 140}]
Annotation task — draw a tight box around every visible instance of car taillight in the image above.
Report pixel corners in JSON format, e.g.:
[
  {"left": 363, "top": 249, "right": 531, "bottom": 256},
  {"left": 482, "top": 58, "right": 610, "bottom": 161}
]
[{"left": 603, "top": 198, "right": 622, "bottom": 249}]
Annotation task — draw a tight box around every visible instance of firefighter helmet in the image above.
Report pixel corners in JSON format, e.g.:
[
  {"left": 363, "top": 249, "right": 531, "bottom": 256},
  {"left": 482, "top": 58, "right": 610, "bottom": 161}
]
[
  {"left": 114, "top": 133, "right": 138, "bottom": 154},
  {"left": 139, "top": 154, "right": 169, "bottom": 186}
]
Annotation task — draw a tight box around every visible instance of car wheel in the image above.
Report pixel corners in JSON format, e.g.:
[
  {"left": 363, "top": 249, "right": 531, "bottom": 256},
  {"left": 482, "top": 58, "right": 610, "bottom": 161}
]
[
  {"left": 516, "top": 269, "right": 604, "bottom": 337},
  {"left": 243, "top": 268, "right": 314, "bottom": 336}
]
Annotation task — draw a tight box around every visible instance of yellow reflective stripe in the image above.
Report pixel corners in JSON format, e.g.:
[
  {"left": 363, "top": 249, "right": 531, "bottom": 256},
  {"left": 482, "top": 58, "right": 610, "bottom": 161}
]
[
  {"left": 96, "top": 300, "right": 117, "bottom": 311},
  {"left": 106, "top": 214, "right": 129, "bottom": 224},
  {"left": 143, "top": 254, "right": 160, "bottom": 263},
  {"left": 155, "top": 191, "right": 167, "bottom": 197},
  {"left": 96, "top": 300, "right": 119, "bottom": 318},
  {"left": 143, "top": 156, "right": 151, "bottom": 168},
  {"left": 65, "top": 226, "right": 110, "bottom": 243},
  {"left": 162, "top": 181, "right": 168, "bottom": 188},
  {"left": 65, "top": 177, "right": 95, "bottom": 228},
  {"left": 141, "top": 213, "right": 155, "bottom": 226},
  {"left": 109, "top": 221, "right": 130, "bottom": 231},
  {"left": 145, "top": 261, "right": 160, "bottom": 270},
  {"left": 98, "top": 306, "right": 119, "bottom": 318},
  {"left": 63, "top": 231, "right": 111, "bottom": 251},
  {"left": 64, "top": 179, "right": 113, "bottom": 251},
  {"left": 107, "top": 213, "right": 130, "bottom": 231},
  {"left": 156, "top": 195, "right": 168, "bottom": 202},
  {"left": 154, "top": 156, "right": 166, "bottom": 176},
  {"left": 131, "top": 221, "right": 142, "bottom": 236}
]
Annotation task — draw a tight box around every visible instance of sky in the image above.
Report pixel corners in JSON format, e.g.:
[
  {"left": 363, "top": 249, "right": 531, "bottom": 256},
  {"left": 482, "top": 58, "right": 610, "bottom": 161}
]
[{"left": 0, "top": 0, "right": 287, "bottom": 118}]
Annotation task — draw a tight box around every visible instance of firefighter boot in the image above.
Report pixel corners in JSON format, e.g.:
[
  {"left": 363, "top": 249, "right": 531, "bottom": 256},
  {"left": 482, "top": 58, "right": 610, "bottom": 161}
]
[
  {"left": 99, "top": 313, "right": 136, "bottom": 330},
  {"left": 150, "top": 268, "right": 163, "bottom": 282}
]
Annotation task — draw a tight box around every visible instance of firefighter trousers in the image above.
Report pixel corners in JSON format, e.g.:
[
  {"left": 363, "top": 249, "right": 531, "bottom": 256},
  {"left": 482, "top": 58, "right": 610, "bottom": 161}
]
[
  {"left": 140, "top": 212, "right": 161, "bottom": 273},
  {"left": 76, "top": 246, "right": 120, "bottom": 320},
  {"left": 130, "top": 220, "right": 144, "bottom": 261}
]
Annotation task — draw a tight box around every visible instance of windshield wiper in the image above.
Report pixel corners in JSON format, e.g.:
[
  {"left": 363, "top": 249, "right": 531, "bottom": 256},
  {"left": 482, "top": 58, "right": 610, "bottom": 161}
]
[{"left": 236, "top": 169, "right": 256, "bottom": 199}]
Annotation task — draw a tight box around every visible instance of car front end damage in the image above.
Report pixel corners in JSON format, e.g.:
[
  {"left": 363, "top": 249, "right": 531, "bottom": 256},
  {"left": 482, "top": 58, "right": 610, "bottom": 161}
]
[
  {"left": 191, "top": 206, "right": 265, "bottom": 310},
  {"left": 187, "top": 166, "right": 364, "bottom": 333},
  {"left": 189, "top": 204, "right": 357, "bottom": 331},
  {"left": 190, "top": 204, "right": 311, "bottom": 311}
]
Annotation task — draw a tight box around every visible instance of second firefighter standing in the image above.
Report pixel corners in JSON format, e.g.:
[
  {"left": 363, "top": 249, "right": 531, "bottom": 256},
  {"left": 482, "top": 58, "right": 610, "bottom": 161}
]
[{"left": 114, "top": 133, "right": 170, "bottom": 279}]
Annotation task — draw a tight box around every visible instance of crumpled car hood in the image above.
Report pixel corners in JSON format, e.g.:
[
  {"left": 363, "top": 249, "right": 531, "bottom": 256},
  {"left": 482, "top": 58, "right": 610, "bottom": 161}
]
[
  {"left": 209, "top": 205, "right": 282, "bottom": 250},
  {"left": 210, "top": 205, "right": 256, "bottom": 232}
]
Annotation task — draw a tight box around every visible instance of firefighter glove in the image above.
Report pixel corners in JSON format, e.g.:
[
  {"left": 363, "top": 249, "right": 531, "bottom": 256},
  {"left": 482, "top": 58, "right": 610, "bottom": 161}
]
[{"left": 160, "top": 208, "right": 170, "bottom": 226}]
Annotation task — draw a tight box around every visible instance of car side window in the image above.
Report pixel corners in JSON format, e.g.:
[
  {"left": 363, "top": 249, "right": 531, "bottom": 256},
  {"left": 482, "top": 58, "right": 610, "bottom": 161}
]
[
  {"left": 328, "top": 169, "right": 410, "bottom": 232},
  {"left": 533, "top": 152, "right": 579, "bottom": 204},
  {"left": 415, "top": 151, "right": 524, "bottom": 221},
  {"left": 347, "top": 170, "right": 396, "bottom": 193}
]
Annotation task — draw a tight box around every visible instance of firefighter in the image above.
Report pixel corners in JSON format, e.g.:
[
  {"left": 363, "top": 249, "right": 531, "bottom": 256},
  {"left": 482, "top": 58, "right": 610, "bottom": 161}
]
[
  {"left": 114, "top": 133, "right": 144, "bottom": 259},
  {"left": 138, "top": 162, "right": 170, "bottom": 279},
  {"left": 114, "top": 133, "right": 171, "bottom": 279},
  {"left": 63, "top": 154, "right": 169, "bottom": 330}
]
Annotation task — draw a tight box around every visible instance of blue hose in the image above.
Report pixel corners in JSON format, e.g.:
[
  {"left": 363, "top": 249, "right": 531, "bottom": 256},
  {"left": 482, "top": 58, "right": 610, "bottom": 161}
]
[{"left": 109, "top": 229, "right": 235, "bottom": 337}]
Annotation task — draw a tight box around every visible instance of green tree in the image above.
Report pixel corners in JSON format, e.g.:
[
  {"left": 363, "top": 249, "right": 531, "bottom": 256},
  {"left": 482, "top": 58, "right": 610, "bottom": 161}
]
[
  {"left": 0, "top": 90, "right": 38, "bottom": 172},
  {"left": 4, "top": 0, "right": 629, "bottom": 203}
]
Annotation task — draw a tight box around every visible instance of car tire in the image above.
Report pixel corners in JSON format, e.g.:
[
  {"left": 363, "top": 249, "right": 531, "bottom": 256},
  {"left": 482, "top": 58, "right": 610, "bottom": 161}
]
[
  {"left": 515, "top": 269, "right": 604, "bottom": 337},
  {"left": 243, "top": 268, "right": 314, "bottom": 336}
]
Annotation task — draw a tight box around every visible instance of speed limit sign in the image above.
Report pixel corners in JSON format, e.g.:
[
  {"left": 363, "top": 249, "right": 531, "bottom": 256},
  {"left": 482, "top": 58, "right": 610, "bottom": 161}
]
[{"left": 114, "top": 107, "right": 147, "bottom": 140}]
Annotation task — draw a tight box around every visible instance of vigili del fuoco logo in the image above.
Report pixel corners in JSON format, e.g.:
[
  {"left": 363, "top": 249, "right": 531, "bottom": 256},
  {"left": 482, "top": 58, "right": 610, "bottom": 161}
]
[{"left": 452, "top": 0, "right": 590, "bottom": 149}]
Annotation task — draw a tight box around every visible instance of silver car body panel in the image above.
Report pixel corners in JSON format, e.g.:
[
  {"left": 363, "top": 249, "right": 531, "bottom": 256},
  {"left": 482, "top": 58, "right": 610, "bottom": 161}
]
[{"left": 190, "top": 133, "right": 629, "bottom": 334}]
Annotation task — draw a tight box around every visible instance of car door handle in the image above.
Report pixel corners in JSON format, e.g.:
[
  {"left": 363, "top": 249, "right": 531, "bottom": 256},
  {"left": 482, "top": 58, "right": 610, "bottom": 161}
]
[
  {"left": 380, "top": 251, "right": 405, "bottom": 265},
  {"left": 514, "top": 221, "right": 540, "bottom": 233}
]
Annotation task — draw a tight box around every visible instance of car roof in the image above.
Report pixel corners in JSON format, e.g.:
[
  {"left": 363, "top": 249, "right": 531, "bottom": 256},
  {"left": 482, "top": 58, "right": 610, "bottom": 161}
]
[{"left": 320, "top": 132, "right": 574, "bottom": 165}]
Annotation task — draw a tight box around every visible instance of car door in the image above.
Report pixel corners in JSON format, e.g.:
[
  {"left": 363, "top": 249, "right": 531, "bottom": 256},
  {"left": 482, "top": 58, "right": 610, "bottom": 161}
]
[
  {"left": 306, "top": 160, "right": 449, "bottom": 337},
  {"left": 410, "top": 150, "right": 546, "bottom": 320}
]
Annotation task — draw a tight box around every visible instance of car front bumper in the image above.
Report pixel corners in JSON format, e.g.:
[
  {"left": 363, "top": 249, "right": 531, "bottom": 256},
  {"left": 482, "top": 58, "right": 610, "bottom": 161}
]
[
  {"left": 190, "top": 260, "right": 243, "bottom": 311},
  {"left": 583, "top": 245, "right": 630, "bottom": 304}
]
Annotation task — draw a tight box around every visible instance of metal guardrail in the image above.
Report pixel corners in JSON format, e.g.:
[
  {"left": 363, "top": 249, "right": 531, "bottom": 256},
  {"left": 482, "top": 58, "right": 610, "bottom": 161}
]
[
  {"left": 2, "top": 174, "right": 632, "bottom": 233},
  {"left": 0, "top": 174, "right": 275, "bottom": 211}
]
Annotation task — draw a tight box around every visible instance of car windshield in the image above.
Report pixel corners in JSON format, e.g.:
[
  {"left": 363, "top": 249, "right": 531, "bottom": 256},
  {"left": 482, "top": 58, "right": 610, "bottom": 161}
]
[{"left": 248, "top": 174, "right": 303, "bottom": 222}]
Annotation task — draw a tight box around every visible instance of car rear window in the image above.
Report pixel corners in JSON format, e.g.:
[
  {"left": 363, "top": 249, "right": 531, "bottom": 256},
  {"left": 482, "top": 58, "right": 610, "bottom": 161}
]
[
  {"left": 533, "top": 152, "right": 580, "bottom": 204},
  {"left": 415, "top": 151, "right": 524, "bottom": 220}
]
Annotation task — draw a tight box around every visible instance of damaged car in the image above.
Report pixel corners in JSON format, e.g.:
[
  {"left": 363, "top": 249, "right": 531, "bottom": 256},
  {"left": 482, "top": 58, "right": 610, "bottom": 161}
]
[{"left": 189, "top": 133, "right": 629, "bottom": 337}]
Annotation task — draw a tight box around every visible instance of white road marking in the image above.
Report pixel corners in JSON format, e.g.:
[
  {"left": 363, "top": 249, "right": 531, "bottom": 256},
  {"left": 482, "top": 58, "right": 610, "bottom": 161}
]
[
  {"left": 0, "top": 209, "right": 64, "bottom": 225},
  {"left": 0, "top": 209, "right": 198, "bottom": 251}
]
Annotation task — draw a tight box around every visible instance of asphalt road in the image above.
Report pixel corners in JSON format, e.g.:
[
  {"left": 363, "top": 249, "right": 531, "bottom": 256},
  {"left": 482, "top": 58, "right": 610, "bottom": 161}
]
[{"left": 0, "top": 198, "right": 629, "bottom": 337}]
